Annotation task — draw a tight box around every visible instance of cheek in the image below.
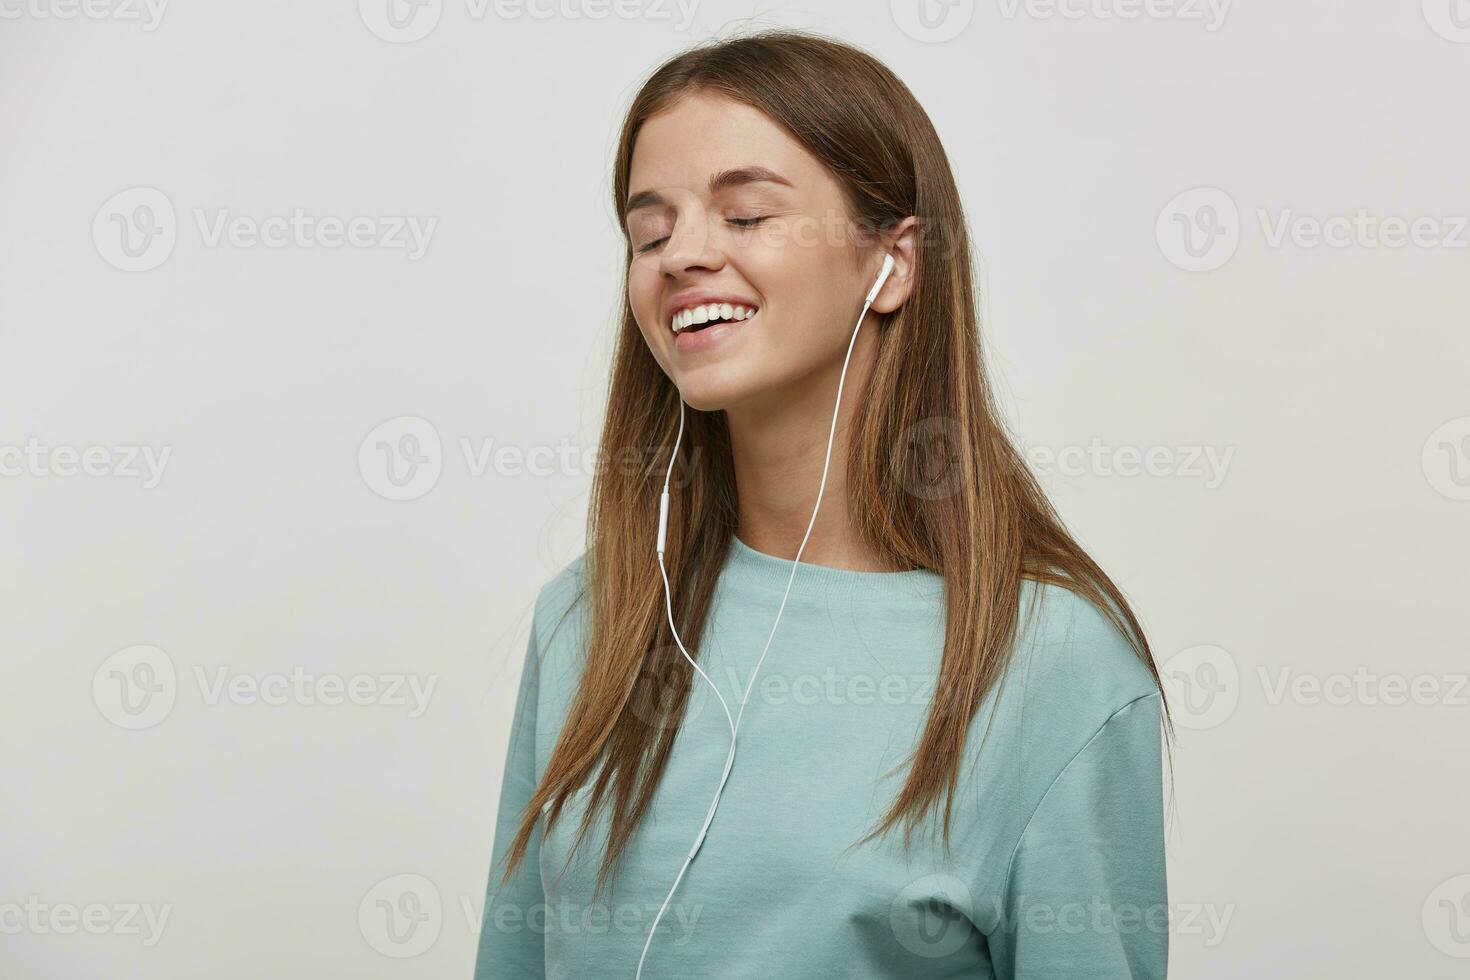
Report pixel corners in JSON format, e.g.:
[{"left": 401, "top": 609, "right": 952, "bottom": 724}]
[
  {"left": 627, "top": 261, "right": 663, "bottom": 334},
  {"left": 748, "top": 227, "right": 841, "bottom": 304}
]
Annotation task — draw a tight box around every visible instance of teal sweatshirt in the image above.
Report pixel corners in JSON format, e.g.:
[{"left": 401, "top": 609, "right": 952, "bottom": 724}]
[{"left": 475, "top": 536, "right": 1167, "bottom": 979}]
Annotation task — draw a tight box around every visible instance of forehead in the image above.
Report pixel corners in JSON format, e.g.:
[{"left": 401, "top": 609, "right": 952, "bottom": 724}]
[{"left": 627, "top": 91, "right": 831, "bottom": 198}]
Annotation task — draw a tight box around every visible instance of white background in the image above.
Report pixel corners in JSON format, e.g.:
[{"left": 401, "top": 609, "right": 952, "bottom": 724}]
[{"left": 2, "top": 1, "right": 1467, "bottom": 977}]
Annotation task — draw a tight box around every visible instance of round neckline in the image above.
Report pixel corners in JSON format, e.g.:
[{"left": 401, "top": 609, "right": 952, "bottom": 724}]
[{"left": 723, "top": 534, "right": 945, "bottom": 602}]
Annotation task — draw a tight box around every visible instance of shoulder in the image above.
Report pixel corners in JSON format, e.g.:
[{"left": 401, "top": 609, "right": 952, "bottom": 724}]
[
  {"left": 1002, "top": 577, "right": 1160, "bottom": 726},
  {"left": 528, "top": 550, "right": 590, "bottom": 646},
  {"left": 959, "top": 579, "right": 1163, "bottom": 881},
  {"left": 523, "top": 549, "right": 593, "bottom": 702}
]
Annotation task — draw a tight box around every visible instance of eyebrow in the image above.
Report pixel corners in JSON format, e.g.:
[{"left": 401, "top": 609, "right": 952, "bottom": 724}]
[{"left": 624, "top": 166, "right": 795, "bottom": 216}]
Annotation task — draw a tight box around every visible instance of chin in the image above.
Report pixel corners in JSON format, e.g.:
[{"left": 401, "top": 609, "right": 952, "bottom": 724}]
[
  {"left": 673, "top": 368, "right": 766, "bottom": 413},
  {"left": 675, "top": 381, "right": 740, "bottom": 413}
]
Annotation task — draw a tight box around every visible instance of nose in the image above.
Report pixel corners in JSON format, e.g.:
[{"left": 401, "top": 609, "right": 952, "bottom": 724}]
[{"left": 658, "top": 204, "right": 724, "bottom": 279}]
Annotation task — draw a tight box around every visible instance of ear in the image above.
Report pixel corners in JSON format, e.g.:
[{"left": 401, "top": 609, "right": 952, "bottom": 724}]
[{"left": 869, "top": 215, "right": 919, "bottom": 315}]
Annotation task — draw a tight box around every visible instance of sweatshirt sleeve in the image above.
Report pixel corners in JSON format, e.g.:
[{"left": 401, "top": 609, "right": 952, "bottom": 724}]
[
  {"left": 473, "top": 626, "right": 547, "bottom": 979},
  {"left": 989, "top": 692, "right": 1168, "bottom": 980}
]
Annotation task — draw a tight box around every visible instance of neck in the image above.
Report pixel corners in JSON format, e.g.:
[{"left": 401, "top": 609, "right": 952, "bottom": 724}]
[{"left": 723, "top": 317, "right": 897, "bottom": 573}]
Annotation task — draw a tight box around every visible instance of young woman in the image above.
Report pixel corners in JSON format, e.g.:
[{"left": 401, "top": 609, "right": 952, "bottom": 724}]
[{"left": 475, "top": 29, "right": 1171, "bottom": 980}]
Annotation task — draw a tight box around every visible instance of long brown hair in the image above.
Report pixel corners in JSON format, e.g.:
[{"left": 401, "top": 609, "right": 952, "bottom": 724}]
[{"left": 498, "top": 28, "right": 1171, "bottom": 902}]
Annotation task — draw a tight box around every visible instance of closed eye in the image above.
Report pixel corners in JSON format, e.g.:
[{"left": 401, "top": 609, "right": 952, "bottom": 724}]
[{"left": 634, "top": 216, "right": 769, "bottom": 254}]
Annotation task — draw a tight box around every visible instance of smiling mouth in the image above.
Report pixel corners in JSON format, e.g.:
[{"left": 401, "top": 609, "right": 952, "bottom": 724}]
[{"left": 670, "top": 304, "right": 759, "bottom": 334}]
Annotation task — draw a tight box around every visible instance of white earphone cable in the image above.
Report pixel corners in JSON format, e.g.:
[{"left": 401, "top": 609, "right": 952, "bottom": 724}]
[{"left": 634, "top": 257, "right": 891, "bottom": 978}]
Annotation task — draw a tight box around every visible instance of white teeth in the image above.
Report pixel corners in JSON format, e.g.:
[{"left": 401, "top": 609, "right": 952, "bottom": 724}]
[{"left": 671, "top": 303, "right": 758, "bottom": 333}]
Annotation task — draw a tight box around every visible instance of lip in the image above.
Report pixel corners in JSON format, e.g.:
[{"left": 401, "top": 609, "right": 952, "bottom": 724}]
[
  {"left": 673, "top": 310, "right": 755, "bottom": 355},
  {"left": 664, "top": 292, "right": 760, "bottom": 331}
]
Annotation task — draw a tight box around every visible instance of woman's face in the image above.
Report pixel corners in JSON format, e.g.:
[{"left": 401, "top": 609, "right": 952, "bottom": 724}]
[{"left": 625, "top": 91, "right": 886, "bottom": 413}]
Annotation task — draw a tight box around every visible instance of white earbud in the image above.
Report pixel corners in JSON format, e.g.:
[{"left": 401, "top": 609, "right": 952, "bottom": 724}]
[
  {"left": 639, "top": 252, "right": 897, "bottom": 977},
  {"left": 865, "top": 252, "right": 895, "bottom": 306}
]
